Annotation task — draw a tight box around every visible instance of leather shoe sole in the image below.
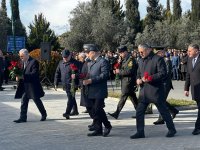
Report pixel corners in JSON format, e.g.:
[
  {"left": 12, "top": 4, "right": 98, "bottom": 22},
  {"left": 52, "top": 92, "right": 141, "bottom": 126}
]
[
  {"left": 103, "top": 126, "right": 112, "bottom": 137},
  {"left": 108, "top": 113, "right": 118, "bottom": 119},
  {"left": 153, "top": 120, "right": 165, "bottom": 125},
  {"left": 166, "top": 130, "right": 176, "bottom": 137},
  {"left": 13, "top": 119, "right": 27, "bottom": 123},
  {"left": 192, "top": 129, "right": 200, "bottom": 135},
  {"left": 130, "top": 133, "right": 145, "bottom": 139},
  {"left": 87, "top": 131, "right": 103, "bottom": 136}
]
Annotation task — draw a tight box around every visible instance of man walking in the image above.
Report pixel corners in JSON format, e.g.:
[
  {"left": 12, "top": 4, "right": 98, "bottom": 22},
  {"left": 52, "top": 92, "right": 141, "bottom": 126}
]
[
  {"left": 108, "top": 45, "right": 138, "bottom": 119},
  {"left": 14, "top": 49, "right": 47, "bottom": 123},
  {"left": 130, "top": 44, "right": 176, "bottom": 139},
  {"left": 83, "top": 44, "right": 112, "bottom": 137},
  {"left": 54, "top": 49, "right": 80, "bottom": 119},
  {"left": 185, "top": 44, "right": 200, "bottom": 135}
]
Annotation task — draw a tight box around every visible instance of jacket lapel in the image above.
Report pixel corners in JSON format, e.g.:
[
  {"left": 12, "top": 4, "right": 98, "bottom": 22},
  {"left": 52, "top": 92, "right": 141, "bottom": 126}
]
[{"left": 24, "top": 57, "right": 32, "bottom": 72}]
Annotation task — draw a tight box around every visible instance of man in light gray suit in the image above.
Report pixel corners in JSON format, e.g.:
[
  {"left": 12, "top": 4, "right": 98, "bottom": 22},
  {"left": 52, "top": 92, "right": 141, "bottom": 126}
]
[
  {"left": 185, "top": 44, "right": 200, "bottom": 135},
  {"left": 83, "top": 44, "right": 112, "bottom": 137}
]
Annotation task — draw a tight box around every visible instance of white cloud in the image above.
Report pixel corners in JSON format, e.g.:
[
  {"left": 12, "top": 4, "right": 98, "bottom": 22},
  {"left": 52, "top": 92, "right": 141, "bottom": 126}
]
[{"left": 7, "top": 0, "right": 191, "bottom": 35}]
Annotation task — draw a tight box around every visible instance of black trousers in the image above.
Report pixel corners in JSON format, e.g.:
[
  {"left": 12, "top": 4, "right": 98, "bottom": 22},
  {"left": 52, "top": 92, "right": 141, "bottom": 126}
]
[
  {"left": 136, "top": 101, "right": 176, "bottom": 133},
  {"left": 88, "top": 98, "right": 111, "bottom": 131},
  {"left": 195, "top": 101, "right": 200, "bottom": 129},
  {"left": 115, "top": 92, "right": 138, "bottom": 114},
  {"left": 65, "top": 91, "right": 78, "bottom": 114},
  {"left": 20, "top": 93, "right": 47, "bottom": 120}
]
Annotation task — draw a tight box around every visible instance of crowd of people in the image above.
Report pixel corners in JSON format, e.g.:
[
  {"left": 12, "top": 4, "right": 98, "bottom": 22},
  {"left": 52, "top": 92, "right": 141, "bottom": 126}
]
[{"left": 0, "top": 43, "right": 200, "bottom": 138}]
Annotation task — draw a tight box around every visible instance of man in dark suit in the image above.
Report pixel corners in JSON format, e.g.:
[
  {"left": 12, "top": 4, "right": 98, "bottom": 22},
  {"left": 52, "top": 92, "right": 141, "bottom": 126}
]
[
  {"left": 108, "top": 45, "right": 138, "bottom": 119},
  {"left": 14, "top": 49, "right": 47, "bottom": 123},
  {"left": 130, "top": 44, "right": 176, "bottom": 139},
  {"left": 54, "top": 49, "right": 80, "bottom": 119},
  {"left": 153, "top": 49, "right": 179, "bottom": 125},
  {"left": 83, "top": 44, "right": 112, "bottom": 137},
  {"left": 185, "top": 44, "right": 200, "bottom": 135}
]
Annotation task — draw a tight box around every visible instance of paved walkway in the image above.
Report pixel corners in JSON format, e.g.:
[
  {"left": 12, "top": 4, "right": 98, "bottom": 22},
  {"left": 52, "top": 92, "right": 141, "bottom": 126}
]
[{"left": 0, "top": 82, "right": 199, "bottom": 150}]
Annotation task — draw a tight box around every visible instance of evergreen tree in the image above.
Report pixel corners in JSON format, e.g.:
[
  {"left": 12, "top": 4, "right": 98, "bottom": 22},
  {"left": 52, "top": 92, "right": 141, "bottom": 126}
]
[
  {"left": 27, "top": 13, "right": 60, "bottom": 51},
  {"left": 145, "top": 0, "right": 162, "bottom": 26},
  {"left": 172, "top": 0, "right": 182, "bottom": 21},
  {"left": 162, "top": 0, "right": 172, "bottom": 21},
  {"left": 112, "top": 0, "right": 125, "bottom": 21},
  {"left": 11, "top": 0, "right": 26, "bottom": 36},
  {"left": 123, "top": 0, "right": 140, "bottom": 46},
  {"left": 191, "top": 0, "right": 200, "bottom": 21},
  {"left": 0, "top": 0, "right": 8, "bottom": 51}
]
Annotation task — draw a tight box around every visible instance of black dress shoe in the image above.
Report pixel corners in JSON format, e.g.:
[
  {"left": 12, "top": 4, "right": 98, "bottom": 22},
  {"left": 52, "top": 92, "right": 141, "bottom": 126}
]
[
  {"left": 166, "top": 129, "right": 176, "bottom": 137},
  {"left": 87, "top": 131, "right": 103, "bottom": 136},
  {"left": 103, "top": 126, "right": 112, "bottom": 137},
  {"left": 130, "top": 132, "right": 145, "bottom": 139},
  {"left": 153, "top": 119, "right": 165, "bottom": 125},
  {"left": 192, "top": 128, "right": 200, "bottom": 135},
  {"left": 88, "top": 125, "right": 95, "bottom": 131},
  {"left": 63, "top": 113, "right": 70, "bottom": 119},
  {"left": 171, "top": 110, "right": 179, "bottom": 119},
  {"left": 70, "top": 112, "right": 79, "bottom": 116},
  {"left": 13, "top": 119, "right": 27, "bottom": 123},
  {"left": 40, "top": 115, "right": 47, "bottom": 121},
  {"left": 108, "top": 112, "right": 118, "bottom": 119}
]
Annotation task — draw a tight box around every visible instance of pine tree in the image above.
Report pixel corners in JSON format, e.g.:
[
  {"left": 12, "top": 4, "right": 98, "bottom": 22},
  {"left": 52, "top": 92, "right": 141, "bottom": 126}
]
[
  {"left": 124, "top": 0, "right": 140, "bottom": 46},
  {"left": 112, "top": 0, "right": 124, "bottom": 21},
  {"left": 191, "top": 0, "right": 200, "bottom": 21},
  {"left": 11, "top": 0, "right": 26, "bottom": 36},
  {"left": 163, "top": 0, "right": 172, "bottom": 21},
  {"left": 145, "top": 0, "right": 162, "bottom": 26},
  {"left": 172, "top": 0, "right": 182, "bottom": 21},
  {"left": 27, "top": 13, "right": 60, "bottom": 51},
  {"left": 0, "top": 0, "right": 8, "bottom": 50}
]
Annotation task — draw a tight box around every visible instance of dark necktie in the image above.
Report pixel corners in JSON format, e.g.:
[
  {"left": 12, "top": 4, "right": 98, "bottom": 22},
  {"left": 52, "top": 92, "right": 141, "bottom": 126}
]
[{"left": 192, "top": 58, "right": 196, "bottom": 68}]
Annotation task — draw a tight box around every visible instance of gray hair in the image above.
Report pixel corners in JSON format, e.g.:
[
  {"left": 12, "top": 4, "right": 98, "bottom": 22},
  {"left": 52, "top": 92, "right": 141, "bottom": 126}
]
[
  {"left": 138, "top": 44, "right": 151, "bottom": 50},
  {"left": 188, "top": 44, "right": 199, "bottom": 50},
  {"left": 79, "top": 52, "right": 86, "bottom": 59},
  {"left": 19, "top": 49, "right": 29, "bottom": 56}
]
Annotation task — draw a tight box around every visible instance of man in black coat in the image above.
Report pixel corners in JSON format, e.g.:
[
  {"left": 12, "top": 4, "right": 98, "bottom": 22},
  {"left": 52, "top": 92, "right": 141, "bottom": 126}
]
[
  {"left": 54, "top": 49, "right": 80, "bottom": 119},
  {"left": 83, "top": 44, "right": 112, "bottom": 137},
  {"left": 184, "top": 44, "right": 200, "bottom": 135},
  {"left": 130, "top": 44, "right": 176, "bottom": 139},
  {"left": 153, "top": 49, "right": 179, "bottom": 125},
  {"left": 14, "top": 49, "right": 47, "bottom": 123},
  {"left": 108, "top": 45, "right": 138, "bottom": 119}
]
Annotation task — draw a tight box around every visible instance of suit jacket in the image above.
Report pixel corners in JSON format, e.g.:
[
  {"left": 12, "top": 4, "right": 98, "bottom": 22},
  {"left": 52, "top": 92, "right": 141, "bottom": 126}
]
[
  {"left": 137, "top": 51, "right": 167, "bottom": 103},
  {"left": 119, "top": 54, "right": 138, "bottom": 94},
  {"left": 54, "top": 58, "right": 80, "bottom": 91},
  {"left": 15, "top": 57, "right": 44, "bottom": 99},
  {"left": 87, "top": 56, "right": 109, "bottom": 99},
  {"left": 184, "top": 56, "right": 200, "bottom": 101}
]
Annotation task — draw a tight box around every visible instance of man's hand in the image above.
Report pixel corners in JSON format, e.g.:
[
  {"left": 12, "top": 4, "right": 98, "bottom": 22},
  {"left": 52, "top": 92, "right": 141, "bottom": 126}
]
[
  {"left": 136, "top": 79, "right": 143, "bottom": 85},
  {"left": 16, "top": 76, "right": 23, "bottom": 82},
  {"left": 115, "top": 69, "right": 120, "bottom": 74},
  {"left": 71, "top": 74, "right": 76, "bottom": 79},
  {"left": 83, "top": 79, "right": 92, "bottom": 85},
  {"left": 184, "top": 91, "right": 189, "bottom": 97}
]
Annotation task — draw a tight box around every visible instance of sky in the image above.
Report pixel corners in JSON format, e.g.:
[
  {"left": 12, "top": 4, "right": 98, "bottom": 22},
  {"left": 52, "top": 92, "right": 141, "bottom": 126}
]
[{"left": 5, "top": 0, "right": 191, "bottom": 35}]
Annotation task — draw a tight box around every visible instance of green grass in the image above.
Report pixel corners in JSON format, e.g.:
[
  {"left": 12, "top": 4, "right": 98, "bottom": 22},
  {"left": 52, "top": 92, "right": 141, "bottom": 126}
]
[{"left": 108, "top": 91, "right": 196, "bottom": 107}]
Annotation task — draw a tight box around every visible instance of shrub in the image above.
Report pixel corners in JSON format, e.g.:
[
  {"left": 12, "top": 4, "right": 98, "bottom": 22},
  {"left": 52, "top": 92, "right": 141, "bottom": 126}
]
[{"left": 29, "top": 49, "right": 61, "bottom": 82}]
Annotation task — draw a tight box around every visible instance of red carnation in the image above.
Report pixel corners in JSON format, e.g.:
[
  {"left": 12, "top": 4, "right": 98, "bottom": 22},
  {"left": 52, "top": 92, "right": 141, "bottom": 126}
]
[
  {"left": 70, "top": 64, "right": 78, "bottom": 71},
  {"left": 144, "top": 72, "right": 149, "bottom": 80},
  {"left": 10, "top": 61, "right": 17, "bottom": 67},
  {"left": 114, "top": 62, "right": 120, "bottom": 69},
  {"left": 79, "top": 73, "right": 87, "bottom": 79},
  {"left": 147, "top": 76, "right": 153, "bottom": 81}
]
